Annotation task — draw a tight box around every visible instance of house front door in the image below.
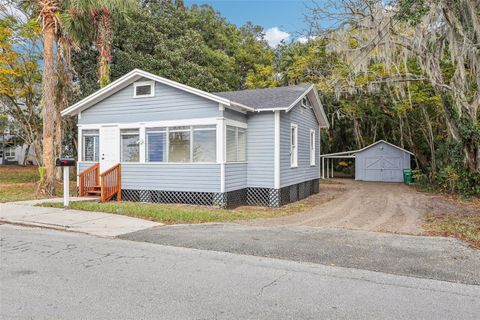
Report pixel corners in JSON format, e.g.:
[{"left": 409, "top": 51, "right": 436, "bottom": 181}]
[{"left": 99, "top": 126, "right": 120, "bottom": 172}]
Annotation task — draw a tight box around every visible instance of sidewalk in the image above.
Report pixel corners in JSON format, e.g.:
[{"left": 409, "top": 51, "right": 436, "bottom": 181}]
[{"left": 0, "top": 199, "right": 162, "bottom": 237}]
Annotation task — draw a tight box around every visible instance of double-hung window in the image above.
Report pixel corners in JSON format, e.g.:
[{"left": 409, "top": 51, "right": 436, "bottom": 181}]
[
  {"left": 310, "top": 129, "right": 316, "bottom": 166},
  {"left": 226, "top": 126, "right": 246, "bottom": 162},
  {"left": 290, "top": 124, "right": 298, "bottom": 167},
  {"left": 121, "top": 129, "right": 140, "bottom": 162},
  {"left": 82, "top": 129, "right": 99, "bottom": 162}
]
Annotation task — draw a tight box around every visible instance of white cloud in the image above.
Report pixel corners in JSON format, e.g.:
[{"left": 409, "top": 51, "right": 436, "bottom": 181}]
[
  {"left": 296, "top": 35, "right": 316, "bottom": 44},
  {"left": 264, "top": 27, "right": 290, "bottom": 47},
  {"left": 297, "top": 36, "right": 309, "bottom": 44}
]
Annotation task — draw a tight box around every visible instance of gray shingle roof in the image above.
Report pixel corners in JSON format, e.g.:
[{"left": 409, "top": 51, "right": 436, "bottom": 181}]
[{"left": 214, "top": 84, "right": 312, "bottom": 110}]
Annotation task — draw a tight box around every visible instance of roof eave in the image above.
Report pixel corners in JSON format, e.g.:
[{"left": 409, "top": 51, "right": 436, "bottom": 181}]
[{"left": 61, "top": 69, "right": 234, "bottom": 117}]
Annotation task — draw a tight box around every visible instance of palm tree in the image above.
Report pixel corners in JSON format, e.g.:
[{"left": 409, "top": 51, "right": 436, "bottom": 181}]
[
  {"left": 67, "top": 0, "right": 136, "bottom": 87},
  {"left": 37, "top": 0, "right": 61, "bottom": 195}
]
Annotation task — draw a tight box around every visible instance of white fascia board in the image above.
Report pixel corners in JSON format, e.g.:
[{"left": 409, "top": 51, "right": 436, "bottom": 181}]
[
  {"left": 255, "top": 108, "right": 288, "bottom": 112},
  {"left": 61, "top": 69, "right": 246, "bottom": 117},
  {"left": 285, "top": 84, "right": 315, "bottom": 112},
  {"left": 61, "top": 69, "right": 142, "bottom": 116},
  {"left": 229, "top": 101, "right": 255, "bottom": 112},
  {"left": 312, "top": 87, "right": 330, "bottom": 128},
  {"left": 356, "top": 140, "right": 415, "bottom": 156}
]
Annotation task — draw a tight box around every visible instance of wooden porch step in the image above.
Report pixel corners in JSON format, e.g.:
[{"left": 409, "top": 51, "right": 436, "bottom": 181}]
[{"left": 86, "top": 190, "right": 101, "bottom": 195}]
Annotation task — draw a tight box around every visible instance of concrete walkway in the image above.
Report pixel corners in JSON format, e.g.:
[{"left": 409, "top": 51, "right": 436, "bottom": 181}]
[{"left": 0, "top": 199, "right": 161, "bottom": 237}]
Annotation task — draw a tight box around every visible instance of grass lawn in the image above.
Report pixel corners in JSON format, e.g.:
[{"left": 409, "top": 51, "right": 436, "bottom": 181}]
[
  {"left": 39, "top": 195, "right": 324, "bottom": 224},
  {"left": 0, "top": 165, "right": 75, "bottom": 203}
]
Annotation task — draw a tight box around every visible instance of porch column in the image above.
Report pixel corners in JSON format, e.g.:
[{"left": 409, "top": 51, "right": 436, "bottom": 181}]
[
  {"left": 321, "top": 157, "right": 324, "bottom": 179},
  {"left": 216, "top": 113, "right": 227, "bottom": 208},
  {"left": 331, "top": 158, "right": 334, "bottom": 178},
  {"left": 217, "top": 115, "right": 226, "bottom": 194},
  {"left": 327, "top": 158, "right": 330, "bottom": 179},
  {"left": 274, "top": 111, "right": 280, "bottom": 190}
]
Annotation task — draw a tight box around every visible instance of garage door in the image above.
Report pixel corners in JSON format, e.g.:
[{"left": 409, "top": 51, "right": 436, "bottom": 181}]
[{"left": 365, "top": 157, "right": 403, "bottom": 182}]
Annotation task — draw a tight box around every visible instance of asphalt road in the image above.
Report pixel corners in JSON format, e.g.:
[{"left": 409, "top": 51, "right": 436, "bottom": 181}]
[
  {"left": 121, "top": 223, "right": 480, "bottom": 285},
  {"left": 2, "top": 225, "right": 480, "bottom": 319}
]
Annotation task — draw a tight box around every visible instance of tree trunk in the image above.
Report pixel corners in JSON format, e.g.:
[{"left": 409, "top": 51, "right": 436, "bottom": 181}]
[
  {"left": 54, "top": 108, "right": 62, "bottom": 180},
  {"left": 420, "top": 105, "right": 437, "bottom": 172},
  {"left": 38, "top": 24, "right": 56, "bottom": 196},
  {"left": 440, "top": 90, "right": 479, "bottom": 172},
  {"left": 353, "top": 118, "right": 364, "bottom": 149},
  {"left": 97, "top": 11, "right": 112, "bottom": 88}
]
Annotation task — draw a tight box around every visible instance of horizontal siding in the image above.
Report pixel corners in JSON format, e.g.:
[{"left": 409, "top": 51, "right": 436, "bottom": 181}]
[
  {"left": 223, "top": 108, "right": 247, "bottom": 123},
  {"left": 79, "top": 78, "right": 221, "bottom": 124},
  {"left": 247, "top": 113, "right": 274, "bottom": 188},
  {"left": 78, "top": 162, "right": 220, "bottom": 192},
  {"left": 225, "top": 163, "right": 247, "bottom": 191},
  {"left": 280, "top": 103, "right": 320, "bottom": 187},
  {"left": 121, "top": 164, "right": 220, "bottom": 192}
]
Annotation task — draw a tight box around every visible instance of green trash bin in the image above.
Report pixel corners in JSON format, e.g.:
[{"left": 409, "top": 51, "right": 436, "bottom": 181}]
[{"left": 403, "top": 169, "right": 413, "bottom": 185}]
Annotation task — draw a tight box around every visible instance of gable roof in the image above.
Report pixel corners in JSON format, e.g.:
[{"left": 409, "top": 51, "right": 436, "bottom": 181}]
[
  {"left": 215, "top": 84, "right": 329, "bottom": 128},
  {"left": 356, "top": 140, "right": 414, "bottom": 155},
  {"left": 61, "top": 69, "right": 249, "bottom": 117},
  {"left": 61, "top": 69, "right": 329, "bottom": 127},
  {"left": 214, "top": 84, "right": 312, "bottom": 110}
]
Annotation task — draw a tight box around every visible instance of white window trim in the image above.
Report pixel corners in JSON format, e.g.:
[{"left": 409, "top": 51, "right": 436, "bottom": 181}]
[
  {"left": 133, "top": 81, "right": 155, "bottom": 98},
  {"left": 290, "top": 123, "right": 298, "bottom": 168},
  {"left": 310, "top": 129, "right": 316, "bottom": 166}
]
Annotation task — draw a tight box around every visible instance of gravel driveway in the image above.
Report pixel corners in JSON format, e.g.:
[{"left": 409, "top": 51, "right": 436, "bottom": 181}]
[{"left": 245, "top": 179, "right": 429, "bottom": 234}]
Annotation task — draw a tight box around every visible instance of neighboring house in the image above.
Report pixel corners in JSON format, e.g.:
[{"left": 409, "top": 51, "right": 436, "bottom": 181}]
[
  {"left": 320, "top": 140, "right": 413, "bottom": 183},
  {"left": 61, "top": 69, "right": 329, "bottom": 208},
  {"left": 0, "top": 128, "right": 38, "bottom": 166},
  {"left": 0, "top": 102, "right": 39, "bottom": 166}
]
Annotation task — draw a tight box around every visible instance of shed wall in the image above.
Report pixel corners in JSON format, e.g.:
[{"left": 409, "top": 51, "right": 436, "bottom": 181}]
[{"left": 355, "top": 142, "right": 411, "bottom": 182}]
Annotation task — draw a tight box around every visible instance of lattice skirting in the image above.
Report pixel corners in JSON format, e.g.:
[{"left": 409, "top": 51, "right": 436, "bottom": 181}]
[{"left": 120, "top": 179, "right": 320, "bottom": 208}]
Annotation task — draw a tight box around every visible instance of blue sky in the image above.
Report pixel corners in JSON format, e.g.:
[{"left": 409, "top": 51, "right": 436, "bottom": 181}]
[{"left": 184, "top": 0, "right": 313, "bottom": 46}]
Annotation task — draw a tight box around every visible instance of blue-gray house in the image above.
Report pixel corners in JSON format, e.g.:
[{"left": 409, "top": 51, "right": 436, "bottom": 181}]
[{"left": 62, "top": 69, "right": 329, "bottom": 208}]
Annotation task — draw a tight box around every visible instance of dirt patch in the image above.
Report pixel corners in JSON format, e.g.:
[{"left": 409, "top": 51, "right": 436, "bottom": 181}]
[{"left": 244, "top": 179, "right": 429, "bottom": 234}]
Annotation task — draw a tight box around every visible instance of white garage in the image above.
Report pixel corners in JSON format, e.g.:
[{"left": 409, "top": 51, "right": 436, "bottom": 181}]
[{"left": 320, "top": 140, "right": 413, "bottom": 183}]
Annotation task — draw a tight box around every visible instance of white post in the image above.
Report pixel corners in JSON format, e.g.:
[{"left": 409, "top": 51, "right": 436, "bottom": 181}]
[
  {"left": 331, "top": 159, "right": 334, "bottom": 178},
  {"left": 274, "top": 111, "right": 280, "bottom": 189},
  {"left": 216, "top": 115, "right": 226, "bottom": 193},
  {"left": 321, "top": 157, "right": 324, "bottom": 179},
  {"left": 326, "top": 158, "right": 329, "bottom": 179},
  {"left": 63, "top": 166, "right": 69, "bottom": 207}
]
